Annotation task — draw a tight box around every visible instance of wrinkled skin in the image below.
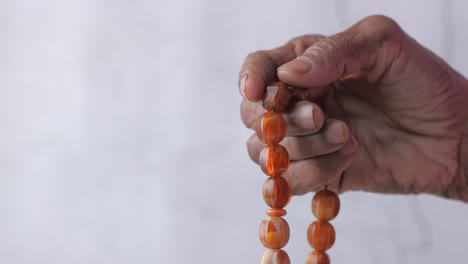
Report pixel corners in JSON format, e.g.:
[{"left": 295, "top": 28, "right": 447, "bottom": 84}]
[{"left": 239, "top": 15, "right": 468, "bottom": 202}]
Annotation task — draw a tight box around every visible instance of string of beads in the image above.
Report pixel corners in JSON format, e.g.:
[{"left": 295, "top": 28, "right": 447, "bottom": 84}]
[
  {"left": 255, "top": 82, "right": 341, "bottom": 264},
  {"left": 306, "top": 188, "right": 340, "bottom": 264},
  {"left": 256, "top": 82, "right": 292, "bottom": 263}
]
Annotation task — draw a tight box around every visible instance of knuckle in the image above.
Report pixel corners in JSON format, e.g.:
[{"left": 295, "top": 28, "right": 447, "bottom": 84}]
[
  {"left": 244, "top": 50, "right": 270, "bottom": 65},
  {"left": 246, "top": 134, "right": 255, "bottom": 150},
  {"left": 301, "top": 37, "right": 340, "bottom": 65},
  {"left": 361, "top": 15, "right": 398, "bottom": 30},
  {"left": 240, "top": 99, "right": 259, "bottom": 129},
  {"left": 288, "top": 34, "right": 313, "bottom": 45},
  {"left": 242, "top": 50, "right": 277, "bottom": 75},
  {"left": 240, "top": 99, "right": 249, "bottom": 126},
  {"left": 320, "top": 37, "right": 340, "bottom": 52},
  {"left": 287, "top": 34, "right": 325, "bottom": 56},
  {"left": 246, "top": 134, "right": 260, "bottom": 163},
  {"left": 359, "top": 15, "right": 403, "bottom": 42}
]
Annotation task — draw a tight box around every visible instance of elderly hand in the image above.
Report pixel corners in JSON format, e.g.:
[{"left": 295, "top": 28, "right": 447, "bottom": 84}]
[{"left": 240, "top": 15, "right": 468, "bottom": 202}]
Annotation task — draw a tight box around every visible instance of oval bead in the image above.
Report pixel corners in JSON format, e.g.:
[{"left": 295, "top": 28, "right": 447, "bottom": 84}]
[
  {"left": 259, "top": 217, "right": 290, "bottom": 249},
  {"left": 266, "top": 208, "right": 287, "bottom": 217},
  {"left": 256, "top": 112, "right": 286, "bottom": 145},
  {"left": 312, "top": 189, "right": 340, "bottom": 221},
  {"left": 261, "top": 249, "right": 291, "bottom": 264},
  {"left": 263, "top": 177, "right": 292, "bottom": 209},
  {"left": 307, "top": 221, "right": 335, "bottom": 251},
  {"left": 305, "top": 251, "right": 330, "bottom": 264},
  {"left": 259, "top": 145, "right": 290, "bottom": 177},
  {"left": 262, "top": 82, "right": 292, "bottom": 113}
]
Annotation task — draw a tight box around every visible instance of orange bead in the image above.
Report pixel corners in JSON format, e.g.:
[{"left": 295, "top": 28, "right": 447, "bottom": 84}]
[
  {"left": 262, "top": 82, "right": 292, "bottom": 113},
  {"left": 312, "top": 190, "right": 340, "bottom": 221},
  {"left": 256, "top": 112, "right": 286, "bottom": 145},
  {"left": 259, "top": 217, "right": 290, "bottom": 249},
  {"left": 263, "top": 177, "right": 292, "bottom": 209},
  {"left": 261, "top": 249, "right": 291, "bottom": 264},
  {"left": 307, "top": 221, "right": 335, "bottom": 251},
  {"left": 259, "top": 145, "right": 290, "bottom": 177},
  {"left": 266, "top": 208, "right": 287, "bottom": 217},
  {"left": 305, "top": 251, "right": 330, "bottom": 264}
]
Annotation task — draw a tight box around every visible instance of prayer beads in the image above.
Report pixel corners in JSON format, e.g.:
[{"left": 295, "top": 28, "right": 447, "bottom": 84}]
[
  {"left": 256, "top": 112, "right": 287, "bottom": 145},
  {"left": 255, "top": 82, "right": 341, "bottom": 264},
  {"left": 312, "top": 189, "right": 340, "bottom": 221},
  {"left": 306, "top": 189, "right": 340, "bottom": 264},
  {"left": 256, "top": 82, "right": 293, "bottom": 264},
  {"left": 259, "top": 145, "right": 290, "bottom": 177},
  {"left": 307, "top": 221, "right": 335, "bottom": 251},
  {"left": 263, "top": 177, "right": 292, "bottom": 209},
  {"left": 305, "top": 251, "right": 330, "bottom": 264},
  {"left": 266, "top": 208, "right": 287, "bottom": 217},
  {"left": 262, "top": 82, "right": 292, "bottom": 112},
  {"left": 259, "top": 217, "right": 290, "bottom": 249},
  {"left": 262, "top": 249, "right": 291, "bottom": 264}
]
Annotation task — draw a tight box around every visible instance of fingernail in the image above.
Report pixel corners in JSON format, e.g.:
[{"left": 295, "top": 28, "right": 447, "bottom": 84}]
[
  {"left": 340, "top": 138, "right": 355, "bottom": 155},
  {"left": 325, "top": 122, "right": 345, "bottom": 144},
  {"left": 278, "top": 58, "right": 312, "bottom": 74},
  {"left": 292, "top": 102, "right": 314, "bottom": 129},
  {"left": 239, "top": 73, "right": 248, "bottom": 98}
]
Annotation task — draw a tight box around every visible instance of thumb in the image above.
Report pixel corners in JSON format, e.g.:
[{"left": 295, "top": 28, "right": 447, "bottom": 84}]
[{"left": 277, "top": 15, "right": 404, "bottom": 88}]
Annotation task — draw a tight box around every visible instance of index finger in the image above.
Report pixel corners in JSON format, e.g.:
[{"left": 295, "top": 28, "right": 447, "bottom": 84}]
[{"left": 239, "top": 35, "right": 324, "bottom": 102}]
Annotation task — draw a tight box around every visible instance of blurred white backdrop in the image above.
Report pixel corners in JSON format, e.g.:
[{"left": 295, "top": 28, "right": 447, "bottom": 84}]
[{"left": 0, "top": 0, "right": 468, "bottom": 263}]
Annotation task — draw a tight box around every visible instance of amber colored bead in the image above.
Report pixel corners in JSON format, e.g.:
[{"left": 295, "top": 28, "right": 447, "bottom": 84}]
[
  {"left": 266, "top": 208, "right": 287, "bottom": 217},
  {"left": 305, "top": 251, "right": 330, "bottom": 264},
  {"left": 263, "top": 177, "right": 292, "bottom": 209},
  {"left": 307, "top": 221, "right": 335, "bottom": 251},
  {"left": 312, "top": 189, "right": 340, "bottom": 221},
  {"left": 259, "top": 217, "right": 290, "bottom": 249},
  {"left": 261, "top": 249, "right": 291, "bottom": 264},
  {"left": 256, "top": 112, "right": 286, "bottom": 145},
  {"left": 259, "top": 145, "right": 290, "bottom": 177},
  {"left": 262, "top": 82, "right": 292, "bottom": 113}
]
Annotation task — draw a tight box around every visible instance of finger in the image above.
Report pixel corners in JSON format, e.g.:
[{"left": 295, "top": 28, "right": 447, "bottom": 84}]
[
  {"left": 240, "top": 99, "right": 265, "bottom": 130},
  {"left": 239, "top": 35, "right": 324, "bottom": 102},
  {"left": 241, "top": 99, "right": 325, "bottom": 136},
  {"left": 284, "top": 101, "right": 325, "bottom": 136},
  {"left": 277, "top": 15, "right": 404, "bottom": 87},
  {"left": 247, "top": 119, "right": 349, "bottom": 164},
  {"left": 283, "top": 136, "right": 358, "bottom": 195},
  {"left": 246, "top": 133, "right": 263, "bottom": 164},
  {"left": 283, "top": 119, "right": 349, "bottom": 160}
]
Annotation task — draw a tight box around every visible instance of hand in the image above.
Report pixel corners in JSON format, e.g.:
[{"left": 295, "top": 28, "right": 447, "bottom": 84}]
[{"left": 239, "top": 15, "right": 468, "bottom": 201}]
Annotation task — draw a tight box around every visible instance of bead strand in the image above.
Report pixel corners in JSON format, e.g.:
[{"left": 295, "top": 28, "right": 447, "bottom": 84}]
[
  {"left": 305, "top": 188, "right": 340, "bottom": 264},
  {"left": 256, "top": 82, "right": 293, "bottom": 264},
  {"left": 255, "top": 82, "right": 342, "bottom": 264}
]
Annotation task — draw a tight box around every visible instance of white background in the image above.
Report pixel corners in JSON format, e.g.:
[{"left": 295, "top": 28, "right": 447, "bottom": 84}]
[{"left": 0, "top": 0, "right": 468, "bottom": 263}]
